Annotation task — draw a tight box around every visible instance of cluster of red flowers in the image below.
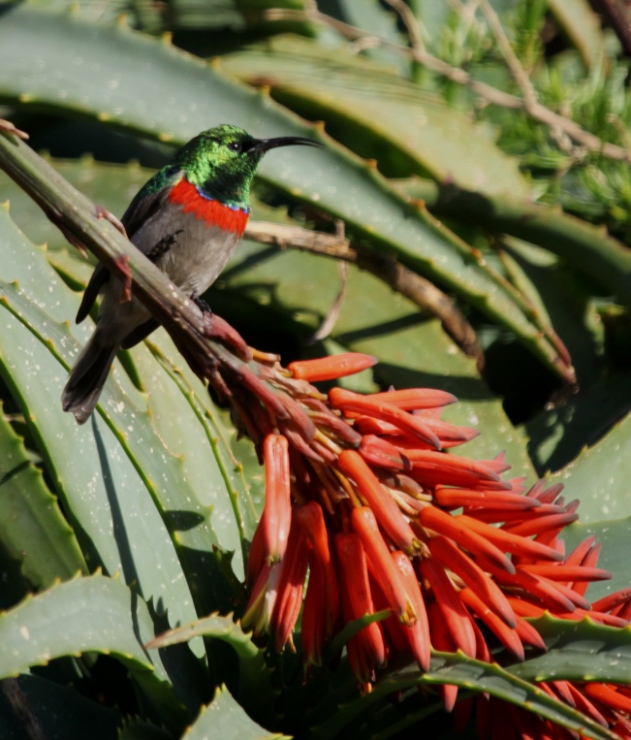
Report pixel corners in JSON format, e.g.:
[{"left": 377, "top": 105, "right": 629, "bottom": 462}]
[{"left": 238, "top": 352, "right": 631, "bottom": 738}]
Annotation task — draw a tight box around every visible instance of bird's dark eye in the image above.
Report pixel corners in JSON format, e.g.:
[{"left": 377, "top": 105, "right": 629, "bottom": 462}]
[{"left": 228, "top": 141, "right": 242, "bottom": 152}]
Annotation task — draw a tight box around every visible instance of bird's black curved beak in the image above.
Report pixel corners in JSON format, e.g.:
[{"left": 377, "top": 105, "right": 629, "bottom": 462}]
[{"left": 247, "top": 136, "right": 322, "bottom": 155}]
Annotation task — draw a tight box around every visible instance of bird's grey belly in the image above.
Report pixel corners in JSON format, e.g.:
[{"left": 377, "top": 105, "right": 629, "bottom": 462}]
[
  {"left": 97, "top": 208, "right": 241, "bottom": 343},
  {"left": 136, "top": 208, "right": 241, "bottom": 295}
]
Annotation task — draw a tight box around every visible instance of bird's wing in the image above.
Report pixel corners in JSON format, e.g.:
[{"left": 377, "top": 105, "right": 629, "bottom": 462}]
[{"left": 76, "top": 169, "right": 183, "bottom": 324}]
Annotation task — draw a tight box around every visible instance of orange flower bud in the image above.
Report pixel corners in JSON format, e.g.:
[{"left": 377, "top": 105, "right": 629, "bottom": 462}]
[
  {"left": 329, "top": 388, "right": 442, "bottom": 449},
  {"left": 358, "top": 435, "right": 411, "bottom": 472},
  {"left": 584, "top": 684, "right": 631, "bottom": 715},
  {"left": 335, "top": 533, "right": 386, "bottom": 684},
  {"left": 390, "top": 551, "right": 430, "bottom": 671},
  {"left": 502, "top": 511, "right": 579, "bottom": 537},
  {"left": 419, "top": 505, "right": 515, "bottom": 574},
  {"left": 351, "top": 507, "right": 417, "bottom": 625},
  {"left": 355, "top": 388, "right": 458, "bottom": 412},
  {"left": 489, "top": 567, "right": 579, "bottom": 613},
  {"left": 458, "top": 514, "right": 564, "bottom": 562},
  {"left": 566, "top": 539, "right": 601, "bottom": 597},
  {"left": 592, "top": 587, "right": 631, "bottom": 614},
  {"left": 459, "top": 587, "right": 524, "bottom": 661},
  {"left": 338, "top": 450, "right": 417, "bottom": 554},
  {"left": 427, "top": 601, "right": 459, "bottom": 712},
  {"left": 295, "top": 502, "right": 339, "bottom": 666},
  {"left": 517, "top": 563, "right": 611, "bottom": 582},
  {"left": 261, "top": 434, "right": 291, "bottom": 564},
  {"left": 427, "top": 535, "right": 516, "bottom": 628},
  {"left": 406, "top": 450, "right": 512, "bottom": 491},
  {"left": 433, "top": 486, "right": 541, "bottom": 511},
  {"left": 270, "top": 518, "right": 312, "bottom": 651},
  {"left": 565, "top": 683, "right": 608, "bottom": 727},
  {"left": 419, "top": 557, "right": 476, "bottom": 658},
  {"left": 288, "top": 353, "right": 378, "bottom": 382}
]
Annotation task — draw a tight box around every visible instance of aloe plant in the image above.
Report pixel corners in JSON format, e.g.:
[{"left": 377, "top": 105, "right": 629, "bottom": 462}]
[{"left": 1, "top": 1, "right": 631, "bottom": 738}]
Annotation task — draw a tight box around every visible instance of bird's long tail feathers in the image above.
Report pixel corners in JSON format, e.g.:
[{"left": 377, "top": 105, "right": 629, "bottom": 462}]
[{"left": 62, "top": 330, "right": 119, "bottom": 424}]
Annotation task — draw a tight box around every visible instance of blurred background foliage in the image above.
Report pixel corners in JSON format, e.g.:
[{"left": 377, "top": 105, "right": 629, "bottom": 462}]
[{"left": 1, "top": 0, "right": 631, "bottom": 737}]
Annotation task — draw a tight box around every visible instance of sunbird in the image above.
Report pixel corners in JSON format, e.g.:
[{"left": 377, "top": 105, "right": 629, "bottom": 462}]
[{"left": 62, "top": 124, "right": 321, "bottom": 423}]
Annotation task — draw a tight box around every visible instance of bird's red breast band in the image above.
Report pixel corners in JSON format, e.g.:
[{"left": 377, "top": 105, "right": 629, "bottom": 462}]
[{"left": 168, "top": 178, "right": 249, "bottom": 236}]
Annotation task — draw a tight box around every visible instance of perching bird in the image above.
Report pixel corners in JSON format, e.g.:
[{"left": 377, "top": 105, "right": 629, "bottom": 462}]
[{"left": 62, "top": 123, "right": 321, "bottom": 424}]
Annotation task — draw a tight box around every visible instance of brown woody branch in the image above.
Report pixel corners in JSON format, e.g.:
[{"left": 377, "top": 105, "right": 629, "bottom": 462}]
[{"left": 245, "top": 221, "right": 483, "bottom": 365}]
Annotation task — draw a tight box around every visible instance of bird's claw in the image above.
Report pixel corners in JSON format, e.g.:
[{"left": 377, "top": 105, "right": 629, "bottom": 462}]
[
  {"left": 193, "top": 295, "right": 212, "bottom": 315},
  {"left": 95, "top": 205, "right": 128, "bottom": 238}
]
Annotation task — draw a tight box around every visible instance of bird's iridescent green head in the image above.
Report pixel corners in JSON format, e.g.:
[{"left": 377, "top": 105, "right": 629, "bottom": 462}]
[{"left": 174, "top": 124, "right": 321, "bottom": 209}]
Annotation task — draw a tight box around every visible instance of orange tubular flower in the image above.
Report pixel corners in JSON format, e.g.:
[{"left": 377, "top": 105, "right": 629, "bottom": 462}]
[
  {"left": 294, "top": 502, "right": 339, "bottom": 667},
  {"left": 235, "top": 349, "right": 630, "bottom": 732},
  {"left": 419, "top": 557, "right": 477, "bottom": 658},
  {"left": 243, "top": 516, "right": 311, "bottom": 648},
  {"left": 351, "top": 506, "right": 416, "bottom": 625},
  {"left": 260, "top": 434, "right": 291, "bottom": 564},
  {"left": 270, "top": 517, "right": 312, "bottom": 650},
  {"left": 288, "top": 353, "right": 378, "bottom": 382},
  {"left": 329, "top": 387, "right": 442, "bottom": 449},
  {"left": 390, "top": 551, "right": 430, "bottom": 671},
  {"left": 335, "top": 533, "right": 386, "bottom": 685},
  {"left": 339, "top": 450, "right": 418, "bottom": 554},
  {"left": 427, "top": 601, "right": 459, "bottom": 712},
  {"left": 427, "top": 535, "right": 515, "bottom": 627}
]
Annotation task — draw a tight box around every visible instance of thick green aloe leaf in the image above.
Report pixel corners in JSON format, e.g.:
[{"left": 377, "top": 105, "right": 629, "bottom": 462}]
[
  {"left": 310, "top": 651, "right": 618, "bottom": 740},
  {"left": 0, "top": 574, "right": 186, "bottom": 730},
  {"left": 510, "top": 615, "right": 631, "bottom": 685},
  {"left": 0, "top": 673, "right": 122, "bottom": 740},
  {"left": 393, "top": 178, "right": 631, "bottom": 312},
  {"left": 527, "top": 370, "right": 631, "bottom": 475},
  {"left": 220, "top": 35, "right": 530, "bottom": 196},
  {"left": 147, "top": 615, "right": 276, "bottom": 726},
  {"left": 0, "top": 204, "right": 252, "bottom": 648},
  {"left": 547, "top": 406, "right": 631, "bottom": 524},
  {"left": 184, "top": 685, "right": 288, "bottom": 740},
  {"left": 0, "top": 204, "right": 202, "bottom": 633},
  {"left": 0, "top": 400, "right": 87, "bottom": 588},
  {"left": 0, "top": 4, "right": 571, "bottom": 379},
  {"left": 164, "top": 0, "right": 245, "bottom": 32}
]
